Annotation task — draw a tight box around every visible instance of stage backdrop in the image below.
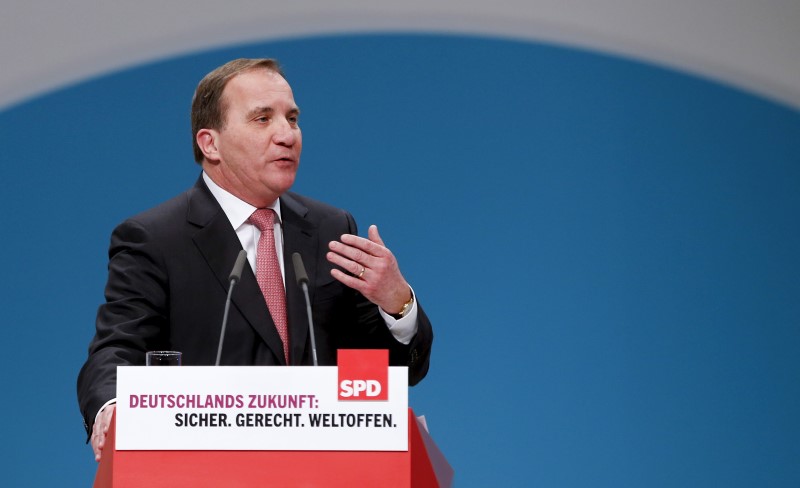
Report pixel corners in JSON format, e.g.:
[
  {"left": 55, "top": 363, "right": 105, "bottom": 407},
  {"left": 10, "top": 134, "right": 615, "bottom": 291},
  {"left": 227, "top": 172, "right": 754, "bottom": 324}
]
[{"left": 1, "top": 9, "right": 799, "bottom": 488}]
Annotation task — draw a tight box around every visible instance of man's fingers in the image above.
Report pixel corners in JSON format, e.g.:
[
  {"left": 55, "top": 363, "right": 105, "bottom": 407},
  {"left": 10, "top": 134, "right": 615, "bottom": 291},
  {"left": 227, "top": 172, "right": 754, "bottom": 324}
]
[
  {"left": 327, "top": 224, "right": 406, "bottom": 312},
  {"left": 92, "top": 434, "right": 104, "bottom": 461},
  {"left": 330, "top": 226, "right": 393, "bottom": 269},
  {"left": 92, "top": 404, "right": 115, "bottom": 462},
  {"left": 326, "top": 251, "right": 363, "bottom": 276},
  {"left": 328, "top": 241, "right": 379, "bottom": 274},
  {"left": 367, "top": 225, "right": 386, "bottom": 247},
  {"left": 330, "top": 268, "right": 366, "bottom": 291},
  {"left": 338, "top": 233, "right": 384, "bottom": 257}
]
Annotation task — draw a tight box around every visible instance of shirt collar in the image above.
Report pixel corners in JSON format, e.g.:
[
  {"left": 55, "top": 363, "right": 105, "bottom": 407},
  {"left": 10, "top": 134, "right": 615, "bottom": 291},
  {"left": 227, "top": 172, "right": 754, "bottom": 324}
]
[{"left": 202, "top": 172, "right": 282, "bottom": 229}]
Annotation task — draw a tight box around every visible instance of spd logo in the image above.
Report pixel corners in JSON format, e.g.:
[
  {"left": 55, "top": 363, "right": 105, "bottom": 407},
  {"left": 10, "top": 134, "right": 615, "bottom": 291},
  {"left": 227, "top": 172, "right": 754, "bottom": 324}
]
[{"left": 337, "top": 349, "right": 388, "bottom": 401}]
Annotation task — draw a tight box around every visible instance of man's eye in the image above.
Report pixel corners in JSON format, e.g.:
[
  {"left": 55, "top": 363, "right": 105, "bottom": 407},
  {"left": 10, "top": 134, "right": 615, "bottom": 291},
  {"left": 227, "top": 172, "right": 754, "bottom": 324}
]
[
  {"left": 256, "top": 116, "right": 269, "bottom": 123},
  {"left": 288, "top": 116, "right": 298, "bottom": 124}
]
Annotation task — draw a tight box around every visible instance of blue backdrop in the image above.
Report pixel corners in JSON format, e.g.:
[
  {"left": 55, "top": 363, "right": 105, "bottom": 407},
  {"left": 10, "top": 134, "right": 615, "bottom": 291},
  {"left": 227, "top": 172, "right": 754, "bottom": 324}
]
[{"left": 1, "top": 34, "right": 798, "bottom": 486}]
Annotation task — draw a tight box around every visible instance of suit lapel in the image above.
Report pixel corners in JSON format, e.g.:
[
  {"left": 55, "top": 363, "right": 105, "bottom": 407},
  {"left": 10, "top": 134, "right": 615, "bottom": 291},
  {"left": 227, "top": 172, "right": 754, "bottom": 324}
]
[
  {"left": 280, "top": 193, "right": 318, "bottom": 365},
  {"left": 187, "top": 177, "right": 287, "bottom": 365}
]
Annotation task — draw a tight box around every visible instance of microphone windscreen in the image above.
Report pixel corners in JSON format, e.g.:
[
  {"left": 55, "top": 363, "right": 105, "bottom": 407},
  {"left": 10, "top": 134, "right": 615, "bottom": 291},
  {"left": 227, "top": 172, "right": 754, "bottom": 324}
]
[
  {"left": 292, "top": 252, "right": 309, "bottom": 285},
  {"left": 229, "top": 250, "right": 248, "bottom": 283}
]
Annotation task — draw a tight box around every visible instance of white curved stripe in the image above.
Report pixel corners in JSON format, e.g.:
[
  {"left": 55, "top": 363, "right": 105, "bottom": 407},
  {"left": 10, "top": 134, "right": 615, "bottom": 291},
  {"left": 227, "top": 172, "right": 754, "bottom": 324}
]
[{"left": 2, "top": 1, "right": 799, "bottom": 110}]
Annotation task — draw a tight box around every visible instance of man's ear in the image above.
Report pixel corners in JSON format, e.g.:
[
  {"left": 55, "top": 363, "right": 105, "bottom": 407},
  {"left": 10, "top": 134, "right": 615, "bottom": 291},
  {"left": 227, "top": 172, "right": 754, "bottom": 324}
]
[{"left": 196, "top": 128, "right": 220, "bottom": 162}]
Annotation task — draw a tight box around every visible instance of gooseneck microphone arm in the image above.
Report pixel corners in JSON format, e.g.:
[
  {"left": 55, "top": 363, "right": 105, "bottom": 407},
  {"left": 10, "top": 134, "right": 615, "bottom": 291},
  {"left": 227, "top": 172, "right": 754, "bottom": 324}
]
[
  {"left": 215, "top": 250, "right": 248, "bottom": 366},
  {"left": 292, "top": 252, "right": 318, "bottom": 366}
]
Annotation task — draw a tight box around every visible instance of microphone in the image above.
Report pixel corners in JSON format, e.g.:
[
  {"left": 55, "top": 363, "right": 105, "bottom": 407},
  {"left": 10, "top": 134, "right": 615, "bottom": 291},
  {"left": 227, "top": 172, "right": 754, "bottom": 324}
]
[
  {"left": 215, "top": 250, "right": 248, "bottom": 366},
  {"left": 292, "top": 252, "right": 318, "bottom": 366}
]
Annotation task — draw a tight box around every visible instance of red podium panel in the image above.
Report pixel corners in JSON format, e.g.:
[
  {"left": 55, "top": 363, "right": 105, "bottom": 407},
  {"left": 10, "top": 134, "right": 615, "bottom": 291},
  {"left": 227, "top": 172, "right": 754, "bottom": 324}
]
[{"left": 94, "top": 408, "right": 453, "bottom": 488}]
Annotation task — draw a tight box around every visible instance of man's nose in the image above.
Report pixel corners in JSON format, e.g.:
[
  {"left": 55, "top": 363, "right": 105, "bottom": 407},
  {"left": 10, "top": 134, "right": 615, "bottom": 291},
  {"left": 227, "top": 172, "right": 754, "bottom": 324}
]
[{"left": 273, "top": 120, "right": 297, "bottom": 146}]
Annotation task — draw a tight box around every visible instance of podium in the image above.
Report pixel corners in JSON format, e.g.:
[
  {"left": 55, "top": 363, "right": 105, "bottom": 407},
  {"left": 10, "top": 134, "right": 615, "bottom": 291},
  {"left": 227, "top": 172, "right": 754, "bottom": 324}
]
[
  {"left": 94, "top": 408, "right": 452, "bottom": 487},
  {"left": 93, "top": 357, "right": 453, "bottom": 487}
]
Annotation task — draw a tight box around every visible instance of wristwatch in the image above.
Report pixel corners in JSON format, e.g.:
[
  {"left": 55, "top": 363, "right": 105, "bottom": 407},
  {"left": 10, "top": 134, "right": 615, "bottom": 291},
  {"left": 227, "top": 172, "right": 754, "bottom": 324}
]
[{"left": 389, "top": 292, "right": 414, "bottom": 320}]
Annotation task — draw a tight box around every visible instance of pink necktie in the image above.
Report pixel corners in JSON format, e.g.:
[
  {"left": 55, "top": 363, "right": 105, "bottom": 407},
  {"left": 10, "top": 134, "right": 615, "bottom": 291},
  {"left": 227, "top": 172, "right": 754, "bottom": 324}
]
[{"left": 248, "top": 209, "right": 289, "bottom": 363}]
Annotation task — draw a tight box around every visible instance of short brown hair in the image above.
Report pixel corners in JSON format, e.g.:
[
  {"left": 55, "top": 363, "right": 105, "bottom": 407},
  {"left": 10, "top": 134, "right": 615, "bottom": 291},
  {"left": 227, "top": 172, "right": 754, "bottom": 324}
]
[{"left": 190, "top": 58, "right": 285, "bottom": 163}]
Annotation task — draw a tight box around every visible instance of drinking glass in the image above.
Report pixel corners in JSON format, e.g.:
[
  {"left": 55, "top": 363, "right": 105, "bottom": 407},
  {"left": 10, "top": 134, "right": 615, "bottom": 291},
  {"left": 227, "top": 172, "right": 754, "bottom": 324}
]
[{"left": 146, "top": 351, "right": 182, "bottom": 366}]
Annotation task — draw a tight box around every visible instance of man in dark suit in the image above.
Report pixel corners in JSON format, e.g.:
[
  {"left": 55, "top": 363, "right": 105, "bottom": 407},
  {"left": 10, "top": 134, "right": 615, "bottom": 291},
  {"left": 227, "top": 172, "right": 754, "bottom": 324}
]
[{"left": 77, "top": 58, "right": 433, "bottom": 461}]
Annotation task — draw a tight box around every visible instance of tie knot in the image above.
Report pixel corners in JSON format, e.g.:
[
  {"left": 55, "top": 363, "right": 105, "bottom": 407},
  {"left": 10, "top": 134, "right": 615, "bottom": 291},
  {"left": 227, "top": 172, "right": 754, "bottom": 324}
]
[{"left": 249, "top": 208, "right": 275, "bottom": 232}]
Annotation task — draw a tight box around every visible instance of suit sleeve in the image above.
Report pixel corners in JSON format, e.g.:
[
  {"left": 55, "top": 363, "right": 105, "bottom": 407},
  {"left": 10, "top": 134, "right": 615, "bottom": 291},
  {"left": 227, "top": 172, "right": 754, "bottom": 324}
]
[{"left": 76, "top": 218, "right": 170, "bottom": 435}]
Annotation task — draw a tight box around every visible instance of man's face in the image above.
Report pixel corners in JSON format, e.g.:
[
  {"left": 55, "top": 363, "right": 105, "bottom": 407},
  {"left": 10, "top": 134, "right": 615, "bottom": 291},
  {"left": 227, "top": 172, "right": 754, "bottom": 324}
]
[{"left": 203, "top": 69, "right": 302, "bottom": 207}]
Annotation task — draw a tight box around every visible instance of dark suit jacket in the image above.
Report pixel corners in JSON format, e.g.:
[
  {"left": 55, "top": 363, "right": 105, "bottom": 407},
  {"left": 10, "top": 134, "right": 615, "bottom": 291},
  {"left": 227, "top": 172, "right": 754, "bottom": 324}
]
[{"left": 77, "top": 177, "right": 433, "bottom": 435}]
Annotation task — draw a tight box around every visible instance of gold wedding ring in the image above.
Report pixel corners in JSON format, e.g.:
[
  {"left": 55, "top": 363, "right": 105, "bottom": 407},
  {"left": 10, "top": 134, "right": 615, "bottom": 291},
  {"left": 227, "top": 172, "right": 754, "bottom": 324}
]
[{"left": 358, "top": 266, "right": 365, "bottom": 278}]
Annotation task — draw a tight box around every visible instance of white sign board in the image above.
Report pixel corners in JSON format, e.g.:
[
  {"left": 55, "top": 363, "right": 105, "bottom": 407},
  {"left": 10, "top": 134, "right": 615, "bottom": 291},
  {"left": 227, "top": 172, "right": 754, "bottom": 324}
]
[{"left": 116, "top": 366, "right": 408, "bottom": 451}]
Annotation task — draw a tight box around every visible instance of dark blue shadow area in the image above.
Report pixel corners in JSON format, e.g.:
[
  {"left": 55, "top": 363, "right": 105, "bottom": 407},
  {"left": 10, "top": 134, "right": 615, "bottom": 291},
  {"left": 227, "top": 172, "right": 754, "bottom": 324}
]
[{"left": 0, "top": 34, "right": 798, "bottom": 487}]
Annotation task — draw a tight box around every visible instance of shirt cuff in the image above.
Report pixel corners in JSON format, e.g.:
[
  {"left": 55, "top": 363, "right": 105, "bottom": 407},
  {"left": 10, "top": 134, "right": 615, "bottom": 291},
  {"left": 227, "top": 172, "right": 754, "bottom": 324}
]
[
  {"left": 94, "top": 398, "right": 117, "bottom": 425},
  {"left": 379, "top": 287, "right": 419, "bottom": 345}
]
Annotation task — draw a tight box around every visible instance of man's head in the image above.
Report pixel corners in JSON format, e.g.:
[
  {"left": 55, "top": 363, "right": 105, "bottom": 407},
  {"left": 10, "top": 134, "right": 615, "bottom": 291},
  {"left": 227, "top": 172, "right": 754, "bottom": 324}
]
[
  {"left": 191, "top": 58, "right": 285, "bottom": 163},
  {"left": 192, "top": 58, "right": 302, "bottom": 207}
]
